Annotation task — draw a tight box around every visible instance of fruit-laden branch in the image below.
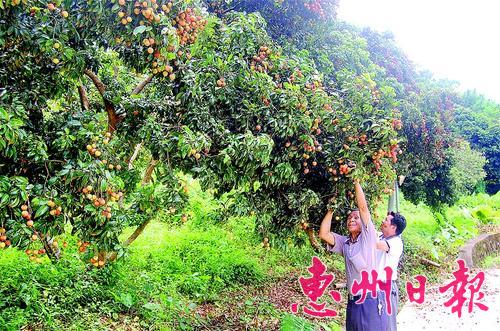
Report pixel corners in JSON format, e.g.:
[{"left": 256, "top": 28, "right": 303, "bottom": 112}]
[
  {"left": 78, "top": 85, "right": 90, "bottom": 111},
  {"left": 108, "top": 158, "right": 158, "bottom": 261},
  {"left": 83, "top": 69, "right": 120, "bottom": 133},
  {"left": 35, "top": 230, "right": 60, "bottom": 262},
  {"left": 131, "top": 75, "right": 153, "bottom": 95}
]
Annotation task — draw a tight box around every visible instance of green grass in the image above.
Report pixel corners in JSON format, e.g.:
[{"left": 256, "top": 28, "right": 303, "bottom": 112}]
[
  {"left": 0, "top": 247, "right": 119, "bottom": 331},
  {"left": 481, "top": 253, "right": 500, "bottom": 268}
]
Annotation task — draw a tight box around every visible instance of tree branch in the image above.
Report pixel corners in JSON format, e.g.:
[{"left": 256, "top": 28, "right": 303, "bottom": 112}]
[
  {"left": 83, "top": 69, "right": 106, "bottom": 96},
  {"left": 128, "top": 142, "right": 143, "bottom": 170},
  {"left": 132, "top": 75, "right": 153, "bottom": 95},
  {"left": 83, "top": 69, "right": 120, "bottom": 133},
  {"left": 124, "top": 219, "right": 151, "bottom": 248},
  {"left": 420, "top": 257, "right": 441, "bottom": 268},
  {"left": 305, "top": 226, "right": 322, "bottom": 252},
  {"left": 142, "top": 158, "right": 158, "bottom": 185},
  {"left": 78, "top": 85, "right": 90, "bottom": 111},
  {"left": 220, "top": 5, "right": 237, "bottom": 15},
  {"left": 108, "top": 158, "right": 158, "bottom": 261}
]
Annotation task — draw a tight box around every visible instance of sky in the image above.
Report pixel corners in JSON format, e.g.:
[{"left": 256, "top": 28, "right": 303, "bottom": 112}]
[{"left": 336, "top": 0, "right": 500, "bottom": 102}]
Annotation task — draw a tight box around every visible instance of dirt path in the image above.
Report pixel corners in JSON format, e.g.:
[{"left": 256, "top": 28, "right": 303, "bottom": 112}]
[{"left": 397, "top": 268, "right": 500, "bottom": 330}]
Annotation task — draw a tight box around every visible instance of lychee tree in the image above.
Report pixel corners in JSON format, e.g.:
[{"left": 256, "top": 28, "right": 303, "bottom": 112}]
[
  {"left": 0, "top": 0, "right": 206, "bottom": 264},
  {"left": 334, "top": 26, "right": 488, "bottom": 214},
  {"left": 203, "top": 0, "right": 339, "bottom": 38},
  {"left": 1, "top": 0, "right": 403, "bottom": 266}
]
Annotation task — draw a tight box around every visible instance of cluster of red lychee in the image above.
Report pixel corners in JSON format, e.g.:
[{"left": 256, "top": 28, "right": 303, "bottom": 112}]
[
  {"left": 86, "top": 143, "right": 102, "bottom": 158},
  {"left": 25, "top": 241, "right": 62, "bottom": 263},
  {"left": 310, "top": 117, "right": 323, "bottom": 137},
  {"left": 288, "top": 69, "right": 303, "bottom": 83},
  {"left": 0, "top": 227, "right": 10, "bottom": 249},
  {"left": 250, "top": 46, "right": 272, "bottom": 73},
  {"left": 25, "top": 248, "right": 46, "bottom": 263},
  {"left": 302, "top": 138, "right": 322, "bottom": 154},
  {"left": 130, "top": 0, "right": 165, "bottom": 25},
  {"left": 371, "top": 89, "right": 381, "bottom": 104},
  {"left": 305, "top": 80, "right": 323, "bottom": 91},
  {"left": 391, "top": 119, "right": 403, "bottom": 130},
  {"left": 46, "top": 200, "right": 62, "bottom": 217},
  {"left": 77, "top": 240, "right": 91, "bottom": 253},
  {"left": 152, "top": 61, "right": 176, "bottom": 80},
  {"left": 216, "top": 77, "right": 226, "bottom": 88},
  {"left": 174, "top": 7, "right": 207, "bottom": 46},
  {"left": 89, "top": 255, "right": 106, "bottom": 268},
  {"left": 339, "top": 164, "right": 351, "bottom": 175},
  {"left": 389, "top": 144, "right": 400, "bottom": 163},
  {"left": 302, "top": 160, "right": 319, "bottom": 175},
  {"left": 371, "top": 143, "right": 402, "bottom": 172},
  {"left": 303, "top": 0, "right": 330, "bottom": 19},
  {"left": 86, "top": 133, "right": 124, "bottom": 170},
  {"left": 372, "top": 149, "right": 386, "bottom": 171},
  {"left": 20, "top": 204, "right": 33, "bottom": 227},
  {"left": 82, "top": 185, "right": 123, "bottom": 220},
  {"left": 358, "top": 134, "right": 369, "bottom": 146}
]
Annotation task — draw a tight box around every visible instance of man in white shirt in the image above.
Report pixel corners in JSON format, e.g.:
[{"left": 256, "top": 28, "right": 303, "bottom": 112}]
[{"left": 376, "top": 211, "right": 406, "bottom": 331}]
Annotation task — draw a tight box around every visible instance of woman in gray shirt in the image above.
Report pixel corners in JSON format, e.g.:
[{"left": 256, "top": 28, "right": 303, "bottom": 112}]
[{"left": 319, "top": 180, "right": 388, "bottom": 331}]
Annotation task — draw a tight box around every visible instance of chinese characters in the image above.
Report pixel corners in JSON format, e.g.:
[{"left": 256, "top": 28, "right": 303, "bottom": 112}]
[{"left": 292, "top": 257, "right": 488, "bottom": 319}]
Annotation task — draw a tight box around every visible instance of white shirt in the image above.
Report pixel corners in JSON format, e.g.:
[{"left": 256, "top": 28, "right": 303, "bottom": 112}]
[{"left": 376, "top": 233, "right": 403, "bottom": 281}]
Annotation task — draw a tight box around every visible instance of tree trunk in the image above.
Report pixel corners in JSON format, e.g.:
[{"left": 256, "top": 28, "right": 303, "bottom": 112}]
[
  {"left": 108, "top": 158, "right": 158, "bottom": 261},
  {"left": 78, "top": 85, "right": 90, "bottom": 111},
  {"left": 305, "top": 227, "right": 322, "bottom": 252},
  {"left": 142, "top": 159, "right": 158, "bottom": 185},
  {"left": 127, "top": 142, "right": 143, "bottom": 170},
  {"left": 83, "top": 69, "right": 120, "bottom": 133},
  {"left": 105, "top": 100, "right": 120, "bottom": 133}
]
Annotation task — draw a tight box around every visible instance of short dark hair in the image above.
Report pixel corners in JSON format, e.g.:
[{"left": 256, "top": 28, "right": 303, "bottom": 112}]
[{"left": 389, "top": 211, "right": 406, "bottom": 235}]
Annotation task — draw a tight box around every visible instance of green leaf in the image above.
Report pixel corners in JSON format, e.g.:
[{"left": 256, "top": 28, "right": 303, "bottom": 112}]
[
  {"left": 0, "top": 193, "right": 9, "bottom": 207},
  {"left": 84, "top": 205, "right": 96, "bottom": 213},
  {"left": 166, "top": 52, "right": 176, "bottom": 60},
  {"left": 100, "top": 178, "right": 107, "bottom": 192},
  {"left": 0, "top": 107, "right": 9, "bottom": 120},
  {"left": 133, "top": 26, "right": 147, "bottom": 35},
  {"left": 142, "top": 302, "right": 161, "bottom": 311},
  {"left": 35, "top": 205, "right": 49, "bottom": 218}
]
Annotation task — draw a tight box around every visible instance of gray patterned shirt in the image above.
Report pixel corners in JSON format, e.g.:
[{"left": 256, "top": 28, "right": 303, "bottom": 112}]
[{"left": 326, "top": 218, "right": 378, "bottom": 295}]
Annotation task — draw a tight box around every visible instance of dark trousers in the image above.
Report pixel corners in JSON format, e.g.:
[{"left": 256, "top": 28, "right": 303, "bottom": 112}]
[
  {"left": 346, "top": 292, "right": 388, "bottom": 331},
  {"left": 387, "top": 280, "right": 399, "bottom": 331}
]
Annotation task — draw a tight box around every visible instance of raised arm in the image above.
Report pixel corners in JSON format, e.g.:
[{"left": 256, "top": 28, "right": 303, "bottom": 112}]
[
  {"left": 319, "top": 209, "right": 335, "bottom": 246},
  {"left": 354, "top": 179, "right": 371, "bottom": 226},
  {"left": 376, "top": 240, "right": 390, "bottom": 252}
]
